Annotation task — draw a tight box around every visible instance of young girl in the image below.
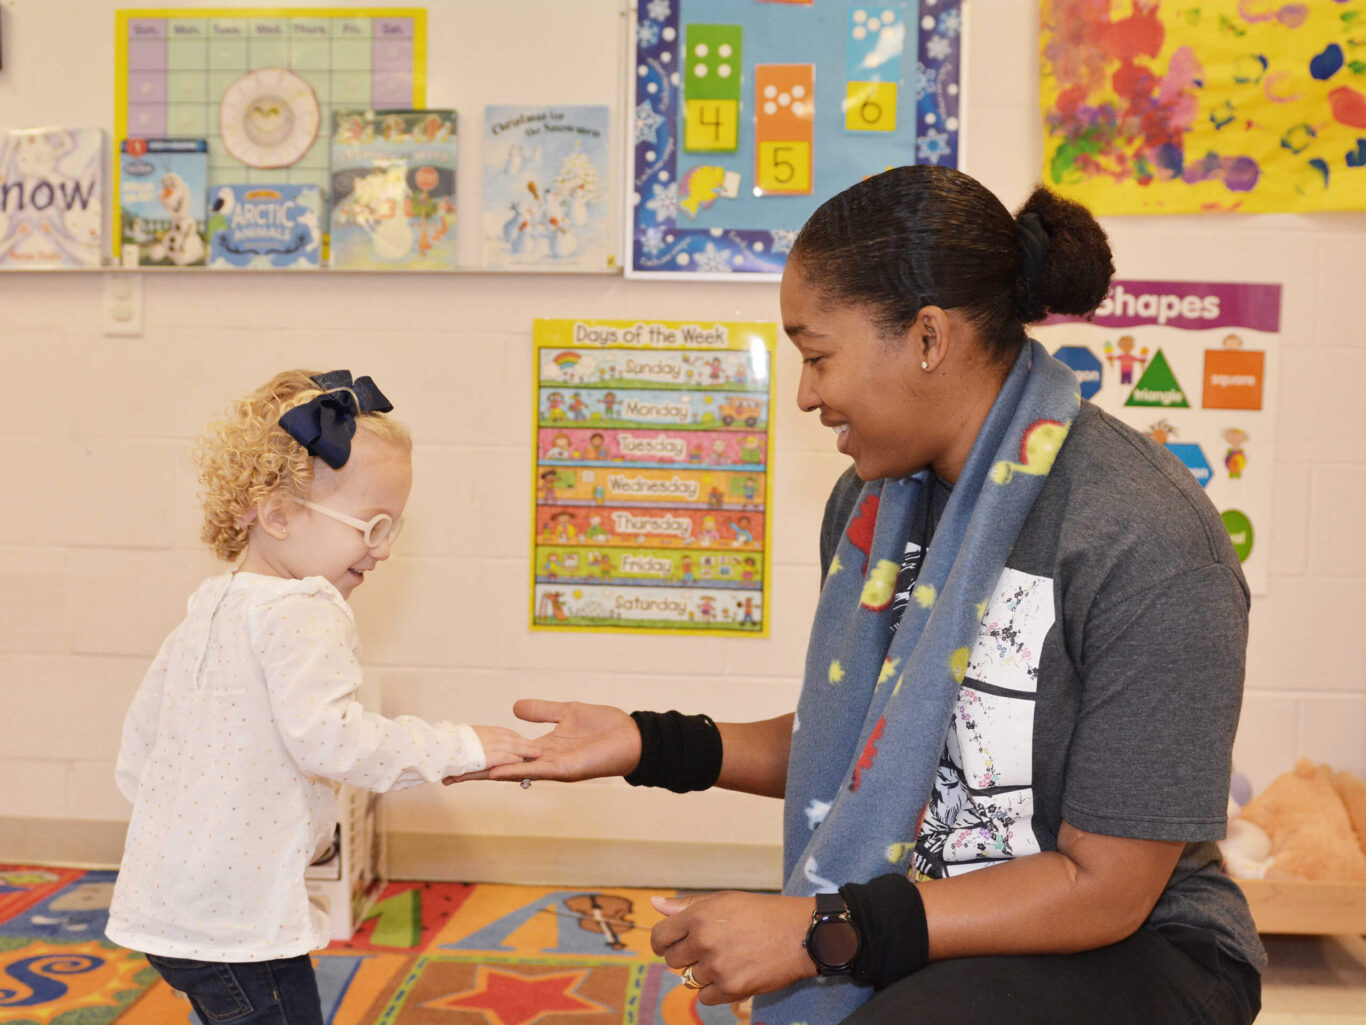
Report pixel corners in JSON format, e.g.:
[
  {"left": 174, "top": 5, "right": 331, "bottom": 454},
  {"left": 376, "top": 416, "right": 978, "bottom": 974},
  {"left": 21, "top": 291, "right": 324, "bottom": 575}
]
[{"left": 106, "top": 369, "right": 538, "bottom": 1025}]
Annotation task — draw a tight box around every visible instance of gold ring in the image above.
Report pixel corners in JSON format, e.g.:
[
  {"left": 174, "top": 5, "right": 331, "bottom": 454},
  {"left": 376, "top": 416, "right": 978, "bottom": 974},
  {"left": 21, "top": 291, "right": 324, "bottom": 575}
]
[{"left": 680, "top": 964, "right": 704, "bottom": 990}]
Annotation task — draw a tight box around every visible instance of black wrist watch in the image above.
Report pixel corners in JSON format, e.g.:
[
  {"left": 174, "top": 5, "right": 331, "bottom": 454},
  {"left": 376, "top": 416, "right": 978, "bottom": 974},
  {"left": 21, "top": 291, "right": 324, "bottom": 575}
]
[{"left": 803, "top": 892, "right": 861, "bottom": 975}]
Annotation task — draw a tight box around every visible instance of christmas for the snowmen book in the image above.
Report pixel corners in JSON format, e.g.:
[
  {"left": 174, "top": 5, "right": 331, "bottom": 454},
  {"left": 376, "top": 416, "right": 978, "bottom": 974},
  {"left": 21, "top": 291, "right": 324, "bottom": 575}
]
[
  {"left": 118, "top": 138, "right": 208, "bottom": 267},
  {"left": 208, "top": 185, "right": 322, "bottom": 269},
  {"left": 483, "top": 104, "right": 612, "bottom": 272},
  {"left": 329, "top": 109, "right": 457, "bottom": 270},
  {"left": 0, "top": 127, "right": 105, "bottom": 267}
]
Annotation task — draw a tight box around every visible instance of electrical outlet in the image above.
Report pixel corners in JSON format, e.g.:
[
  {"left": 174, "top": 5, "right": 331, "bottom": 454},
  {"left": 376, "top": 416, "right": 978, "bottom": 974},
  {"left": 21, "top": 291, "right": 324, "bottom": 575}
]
[{"left": 103, "top": 273, "right": 143, "bottom": 336}]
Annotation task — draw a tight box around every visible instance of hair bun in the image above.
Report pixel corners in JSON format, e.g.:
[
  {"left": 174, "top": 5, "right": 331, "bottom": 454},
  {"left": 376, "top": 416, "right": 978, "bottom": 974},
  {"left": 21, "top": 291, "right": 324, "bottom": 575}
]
[{"left": 1012, "top": 186, "right": 1114, "bottom": 324}]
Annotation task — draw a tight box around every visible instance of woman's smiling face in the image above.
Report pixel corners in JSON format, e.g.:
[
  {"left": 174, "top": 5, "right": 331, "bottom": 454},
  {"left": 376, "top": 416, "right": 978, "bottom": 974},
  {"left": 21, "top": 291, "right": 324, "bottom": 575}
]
[{"left": 781, "top": 260, "right": 938, "bottom": 482}]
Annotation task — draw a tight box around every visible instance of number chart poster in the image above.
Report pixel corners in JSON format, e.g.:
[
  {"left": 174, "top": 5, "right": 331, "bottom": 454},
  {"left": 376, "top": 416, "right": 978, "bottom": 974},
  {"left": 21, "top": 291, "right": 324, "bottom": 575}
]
[
  {"left": 630, "top": 0, "right": 964, "bottom": 278},
  {"left": 532, "top": 319, "right": 777, "bottom": 635},
  {"left": 1041, "top": 0, "right": 1366, "bottom": 214},
  {"left": 1035, "top": 280, "right": 1280, "bottom": 594},
  {"left": 114, "top": 8, "right": 426, "bottom": 256}
]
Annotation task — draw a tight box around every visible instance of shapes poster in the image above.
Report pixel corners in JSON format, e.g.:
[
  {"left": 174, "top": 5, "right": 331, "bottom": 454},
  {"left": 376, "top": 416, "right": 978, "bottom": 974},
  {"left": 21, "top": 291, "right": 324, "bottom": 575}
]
[
  {"left": 114, "top": 9, "right": 427, "bottom": 258},
  {"left": 1041, "top": 1, "right": 1366, "bottom": 214},
  {"left": 630, "top": 0, "right": 963, "bottom": 278},
  {"left": 484, "top": 105, "right": 614, "bottom": 271},
  {"left": 0, "top": 128, "right": 104, "bottom": 267},
  {"left": 1035, "top": 280, "right": 1280, "bottom": 593},
  {"left": 532, "top": 319, "right": 777, "bottom": 634}
]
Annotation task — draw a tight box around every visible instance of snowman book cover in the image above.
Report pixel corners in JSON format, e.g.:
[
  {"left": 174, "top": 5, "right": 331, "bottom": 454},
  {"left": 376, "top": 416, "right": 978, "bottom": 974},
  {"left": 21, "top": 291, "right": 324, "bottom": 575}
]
[
  {"left": 483, "top": 104, "right": 612, "bottom": 271},
  {"left": 329, "top": 109, "right": 457, "bottom": 270},
  {"left": 0, "top": 127, "right": 105, "bottom": 267},
  {"left": 208, "top": 185, "right": 322, "bottom": 269},
  {"left": 118, "top": 138, "right": 208, "bottom": 267}
]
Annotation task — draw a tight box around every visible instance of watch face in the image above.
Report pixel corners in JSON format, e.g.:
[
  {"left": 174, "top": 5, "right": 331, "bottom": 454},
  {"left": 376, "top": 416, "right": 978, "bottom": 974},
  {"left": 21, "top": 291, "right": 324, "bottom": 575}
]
[{"left": 810, "top": 918, "right": 860, "bottom": 967}]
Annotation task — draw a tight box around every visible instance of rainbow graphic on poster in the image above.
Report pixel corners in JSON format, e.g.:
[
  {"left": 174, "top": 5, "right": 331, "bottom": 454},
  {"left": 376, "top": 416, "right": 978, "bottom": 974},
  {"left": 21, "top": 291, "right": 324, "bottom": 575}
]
[{"left": 1041, "top": 0, "right": 1366, "bottom": 213}]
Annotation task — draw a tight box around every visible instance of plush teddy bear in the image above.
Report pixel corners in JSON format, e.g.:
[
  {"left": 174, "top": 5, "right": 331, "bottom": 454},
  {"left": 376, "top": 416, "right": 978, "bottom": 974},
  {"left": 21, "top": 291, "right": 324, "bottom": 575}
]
[{"left": 1221, "top": 759, "right": 1366, "bottom": 882}]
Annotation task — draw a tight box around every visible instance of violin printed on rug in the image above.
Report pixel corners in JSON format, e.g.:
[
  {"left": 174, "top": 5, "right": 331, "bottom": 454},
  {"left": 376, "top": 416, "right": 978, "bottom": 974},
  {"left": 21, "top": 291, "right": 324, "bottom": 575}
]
[{"left": 0, "top": 866, "right": 747, "bottom": 1025}]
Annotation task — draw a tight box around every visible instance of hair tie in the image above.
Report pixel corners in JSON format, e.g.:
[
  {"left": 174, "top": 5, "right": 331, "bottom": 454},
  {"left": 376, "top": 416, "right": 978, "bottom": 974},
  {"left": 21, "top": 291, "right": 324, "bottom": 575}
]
[
  {"left": 278, "top": 370, "right": 393, "bottom": 470},
  {"left": 1015, "top": 212, "right": 1049, "bottom": 285}
]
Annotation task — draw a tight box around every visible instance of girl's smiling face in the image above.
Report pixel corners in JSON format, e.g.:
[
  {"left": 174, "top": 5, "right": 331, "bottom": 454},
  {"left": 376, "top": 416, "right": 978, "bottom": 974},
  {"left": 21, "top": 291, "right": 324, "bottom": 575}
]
[{"left": 781, "top": 260, "right": 938, "bottom": 482}]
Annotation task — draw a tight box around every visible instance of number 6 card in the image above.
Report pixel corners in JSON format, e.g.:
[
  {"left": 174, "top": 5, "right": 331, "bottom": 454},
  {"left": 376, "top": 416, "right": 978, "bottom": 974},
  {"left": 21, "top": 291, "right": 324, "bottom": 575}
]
[{"left": 754, "top": 64, "right": 814, "bottom": 195}]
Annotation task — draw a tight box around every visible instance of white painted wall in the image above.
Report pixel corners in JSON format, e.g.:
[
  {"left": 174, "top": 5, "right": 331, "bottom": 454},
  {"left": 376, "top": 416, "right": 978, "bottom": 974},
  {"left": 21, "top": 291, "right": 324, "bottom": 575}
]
[{"left": 1, "top": 0, "right": 1362, "bottom": 873}]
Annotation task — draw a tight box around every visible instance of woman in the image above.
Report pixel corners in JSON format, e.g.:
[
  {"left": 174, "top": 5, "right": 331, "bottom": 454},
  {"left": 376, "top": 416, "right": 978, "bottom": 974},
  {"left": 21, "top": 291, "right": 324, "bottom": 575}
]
[{"left": 473, "top": 166, "right": 1263, "bottom": 1024}]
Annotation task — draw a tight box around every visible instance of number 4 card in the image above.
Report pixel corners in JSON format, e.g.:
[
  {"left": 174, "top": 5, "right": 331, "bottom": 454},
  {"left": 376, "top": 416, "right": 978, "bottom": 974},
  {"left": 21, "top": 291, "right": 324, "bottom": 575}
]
[
  {"left": 684, "top": 24, "right": 743, "bottom": 152},
  {"left": 754, "top": 64, "right": 814, "bottom": 195}
]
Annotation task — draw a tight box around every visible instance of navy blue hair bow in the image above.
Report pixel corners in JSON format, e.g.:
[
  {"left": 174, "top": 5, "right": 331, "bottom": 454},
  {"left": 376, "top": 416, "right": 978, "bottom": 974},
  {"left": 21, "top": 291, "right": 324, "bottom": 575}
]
[{"left": 278, "top": 370, "right": 393, "bottom": 469}]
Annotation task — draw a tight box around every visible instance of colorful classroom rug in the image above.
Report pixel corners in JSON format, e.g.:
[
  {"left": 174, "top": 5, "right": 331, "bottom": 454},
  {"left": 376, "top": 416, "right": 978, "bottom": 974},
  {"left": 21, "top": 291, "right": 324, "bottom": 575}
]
[{"left": 0, "top": 865, "right": 749, "bottom": 1025}]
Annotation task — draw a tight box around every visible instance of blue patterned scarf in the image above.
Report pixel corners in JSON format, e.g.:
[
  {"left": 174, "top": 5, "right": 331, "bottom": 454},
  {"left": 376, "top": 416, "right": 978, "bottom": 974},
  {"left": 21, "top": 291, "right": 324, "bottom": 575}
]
[{"left": 753, "top": 340, "right": 1079, "bottom": 1024}]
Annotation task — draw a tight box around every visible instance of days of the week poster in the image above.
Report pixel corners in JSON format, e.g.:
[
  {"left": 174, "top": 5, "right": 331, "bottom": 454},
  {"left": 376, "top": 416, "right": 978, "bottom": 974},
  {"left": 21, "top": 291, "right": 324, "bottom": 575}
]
[
  {"left": 531, "top": 318, "right": 777, "bottom": 634},
  {"left": 1035, "top": 279, "right": 1280, "bottom": 594}
]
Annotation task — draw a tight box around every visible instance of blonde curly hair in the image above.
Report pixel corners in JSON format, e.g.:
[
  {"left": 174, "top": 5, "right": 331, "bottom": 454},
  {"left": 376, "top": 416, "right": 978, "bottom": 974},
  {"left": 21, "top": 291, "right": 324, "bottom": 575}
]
[{"left": 195, "top": 370, "right": 412, "bottom": 560}]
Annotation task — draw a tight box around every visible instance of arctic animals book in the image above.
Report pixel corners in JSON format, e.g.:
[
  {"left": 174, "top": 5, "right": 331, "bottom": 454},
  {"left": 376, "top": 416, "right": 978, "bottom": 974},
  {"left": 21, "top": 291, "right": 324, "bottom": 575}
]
[
  {"left": 208, "top": 185, "right": 322, "bottom": 269},
  {"left": 0, "top": 127, "right": 105, "bottom": 267},
  {"left": 118, "top": 138, "right": 208, "bottom": 267},
  {"left": 483, "top": 104, "right": 612, "bottom": 271},
  {"left": 329, "top": 109, "right": 457, "bottom": 269}
]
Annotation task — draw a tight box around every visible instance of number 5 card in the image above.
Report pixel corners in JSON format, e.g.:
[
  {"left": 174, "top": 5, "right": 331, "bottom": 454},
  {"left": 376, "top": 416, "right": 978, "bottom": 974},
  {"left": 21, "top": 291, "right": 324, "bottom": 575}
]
[{"left": 754, "top": 63, "right": 814, "bottom": 195}]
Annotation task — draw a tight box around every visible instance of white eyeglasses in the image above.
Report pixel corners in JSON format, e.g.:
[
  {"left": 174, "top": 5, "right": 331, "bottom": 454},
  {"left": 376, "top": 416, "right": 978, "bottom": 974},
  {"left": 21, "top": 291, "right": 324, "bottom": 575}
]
[{"left": 295, "top": 498, "right": 404, "bottom": 548}]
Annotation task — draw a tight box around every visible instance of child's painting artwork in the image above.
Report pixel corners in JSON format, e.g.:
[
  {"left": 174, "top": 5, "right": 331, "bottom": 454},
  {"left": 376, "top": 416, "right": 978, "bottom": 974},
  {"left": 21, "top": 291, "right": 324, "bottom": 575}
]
[
  {"left": 330, "top": 108, "right": 457, "bottom": 269},
  {"left": 1041, "top": 1, "right": 1366, "bottom": 214},
  {"left": 119, "top": 138, "right": 208, "bottom": 267},
  {"left": 532, "top": 319, "right": 777, "bottom": 635},
  {"left": 483, "top": 105, "right": 614, "bottom": 271},
  {"left": 0, "top": 127, "right": 104, "bottom": 267},
  {"left": 1036, "top": 280, "right": 1281, "bottom": 593},
  {"left": 208, "top": 184, "right": 323, "bottom": 268}
]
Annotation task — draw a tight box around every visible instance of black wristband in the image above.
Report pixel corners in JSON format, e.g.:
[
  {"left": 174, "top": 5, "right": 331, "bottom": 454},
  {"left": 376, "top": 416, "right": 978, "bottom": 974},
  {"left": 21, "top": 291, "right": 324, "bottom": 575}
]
[
  {"left": 624, "top": 710, "right": 723, "bottom": 793},
  {"left": 839, "top": 873, "right": 930, "bottom": 986}
]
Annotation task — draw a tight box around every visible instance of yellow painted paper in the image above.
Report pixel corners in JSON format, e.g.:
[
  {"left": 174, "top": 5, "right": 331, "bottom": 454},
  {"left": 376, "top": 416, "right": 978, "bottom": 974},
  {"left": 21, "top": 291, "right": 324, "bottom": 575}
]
[{"left": 1041, "top": 0, "right": 1366, "bottom": 213}]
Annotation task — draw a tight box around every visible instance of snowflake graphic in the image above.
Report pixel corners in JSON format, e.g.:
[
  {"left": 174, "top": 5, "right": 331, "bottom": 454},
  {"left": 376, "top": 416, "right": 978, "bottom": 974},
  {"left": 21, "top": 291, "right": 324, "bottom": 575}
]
[
  {"left": 637, "top": 20, "right": 660, "bottom": 47},
  {"left": 640, "top": 225, "right": 667, "bottom": 255},
  {"left": 644, "top": 181, "right": 679, "bottom": 221},
  {"left": 769, "top": 228, "right": 798, "bottom": 254},
  {"left": 694, "top": 241, "right": 734, "bottom": 274},
  {"left": 914, "top": 62, "right": 938, "bottom": 102},
  {"left": 937, "top": 9, "right": 962, "bottom": 38},
  {"left": 926, "top": 34, "right": 952, "bottom": 62},
  {"left": 918, "top": 127, "right": 951, "bottom": 165},
  {"left": 646, "top": 0, "right": 671, "bottom": 22},
  {"left": 634, "top": 100, "right": 665, "bottom": 145}
]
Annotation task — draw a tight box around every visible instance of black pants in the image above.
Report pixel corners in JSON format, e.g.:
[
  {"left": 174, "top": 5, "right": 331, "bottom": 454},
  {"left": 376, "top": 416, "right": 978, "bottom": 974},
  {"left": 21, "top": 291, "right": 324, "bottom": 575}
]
[{"left": 842, "top": 925, "right": 1260, "bottom": 1025}]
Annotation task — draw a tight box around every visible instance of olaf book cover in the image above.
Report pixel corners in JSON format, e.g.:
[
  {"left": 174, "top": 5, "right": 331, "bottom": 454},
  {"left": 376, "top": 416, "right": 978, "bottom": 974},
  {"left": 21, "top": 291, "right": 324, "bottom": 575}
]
[
  {"left": 0, "top": 127, "right": 104, "bottom": 267},
  {"left": 208, "top": 185, "right": 322, "bottom": 269},
  {"left": 483, "top": 104, "right": 612, "bottom": 271},
  {"left": 118, "top": 138, "right": 208, "bottom": 267},
  {"left": 330, "top": 109, "right": 457, "bottom": 270}
]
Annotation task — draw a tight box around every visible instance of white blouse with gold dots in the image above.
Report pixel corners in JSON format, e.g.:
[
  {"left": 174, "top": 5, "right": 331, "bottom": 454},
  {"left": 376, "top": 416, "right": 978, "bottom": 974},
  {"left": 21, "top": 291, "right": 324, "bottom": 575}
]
[{"left": 106, "top": 572, "right": 485, "bottom": 961}]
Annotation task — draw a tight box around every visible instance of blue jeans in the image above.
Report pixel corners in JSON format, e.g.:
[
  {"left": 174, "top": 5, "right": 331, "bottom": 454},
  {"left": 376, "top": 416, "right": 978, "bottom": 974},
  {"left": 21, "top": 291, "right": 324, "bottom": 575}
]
[{"left": 144, "top": 952, "right": 324, "bottom": 1025}]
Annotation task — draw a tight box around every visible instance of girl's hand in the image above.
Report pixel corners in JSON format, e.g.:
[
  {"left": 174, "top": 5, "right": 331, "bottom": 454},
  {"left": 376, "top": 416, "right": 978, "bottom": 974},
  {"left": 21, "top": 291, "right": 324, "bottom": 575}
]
[
  {"left": 483, "top": 699, "right": 642, "bottom": 783},
  {"left": 451, "top": 725, "right": 542, "bottom": 780},
  {"left": 651, "top": 891, "right": 817, "bottom": 1005}
]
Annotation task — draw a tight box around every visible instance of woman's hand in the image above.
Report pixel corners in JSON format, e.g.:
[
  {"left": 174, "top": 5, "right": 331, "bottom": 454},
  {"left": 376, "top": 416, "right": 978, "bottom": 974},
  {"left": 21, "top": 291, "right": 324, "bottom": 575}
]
[
  {"left": 651, "top": 891, "right": 817, "bottom": 1005},
  {"left": 445, "top": 700, "right": 642, "bottom": 785}
]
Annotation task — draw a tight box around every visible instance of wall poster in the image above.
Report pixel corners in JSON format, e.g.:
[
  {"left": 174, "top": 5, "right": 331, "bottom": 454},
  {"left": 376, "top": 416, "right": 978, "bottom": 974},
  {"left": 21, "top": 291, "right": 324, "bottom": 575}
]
[
  {"left": 629, "top": 0, "right": 964, "bottom": 278},
  {"left": 1041, "top": 1, "right": 1366, "bottom": 214},
  {"left": 1036, "top": 279, "right": 1280, "bottom": 594},
  {"left": 532, "top": 318, "right": 777, "bottom": 634}
]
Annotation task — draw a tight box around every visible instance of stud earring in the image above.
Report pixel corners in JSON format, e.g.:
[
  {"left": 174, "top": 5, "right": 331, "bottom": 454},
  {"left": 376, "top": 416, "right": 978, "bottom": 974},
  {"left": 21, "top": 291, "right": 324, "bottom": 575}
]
[{"left": 921, "top": 361, "right": 929, "bottom": 370}]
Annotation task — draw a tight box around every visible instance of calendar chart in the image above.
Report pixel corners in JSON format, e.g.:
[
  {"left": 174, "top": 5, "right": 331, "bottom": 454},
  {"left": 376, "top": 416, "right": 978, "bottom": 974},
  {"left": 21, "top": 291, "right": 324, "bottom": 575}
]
[
  {"left": 630, "top": 0, "right": 963, "bottom": 278},
  {"left": 114, "top": 8, "right": 426, "bottom": 255}
]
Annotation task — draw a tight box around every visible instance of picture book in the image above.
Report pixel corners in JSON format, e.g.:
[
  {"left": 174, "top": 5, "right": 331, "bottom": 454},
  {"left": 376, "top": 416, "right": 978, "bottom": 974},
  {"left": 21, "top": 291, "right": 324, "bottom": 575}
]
[
  {"left": 484, "top": 104, "right": 612, "bottom": 271},
  {"left": 329, "top": 109, "right": 457, "bottom": 270},
  {"left": 208, "top": 185, "right": 323, "bottom": 269},
  {"left": 0, "top": 127, "right": 104, "bottom": 267},
  {"left": 118, "top": 138, "right": 208, "bottom": 267}
]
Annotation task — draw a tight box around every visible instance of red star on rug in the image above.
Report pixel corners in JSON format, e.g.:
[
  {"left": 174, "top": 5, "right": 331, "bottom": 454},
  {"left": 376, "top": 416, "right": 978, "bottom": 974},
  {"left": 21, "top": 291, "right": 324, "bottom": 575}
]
[{"left": 425, "top": 965, "right": 610, "bottom": 1025}]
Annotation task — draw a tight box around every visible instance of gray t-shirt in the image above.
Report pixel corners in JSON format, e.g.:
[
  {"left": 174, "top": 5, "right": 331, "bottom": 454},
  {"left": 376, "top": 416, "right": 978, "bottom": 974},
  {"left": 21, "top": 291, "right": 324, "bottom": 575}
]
[{"left": 819, "top": 401, "right": 1266, "bottom": 972}]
